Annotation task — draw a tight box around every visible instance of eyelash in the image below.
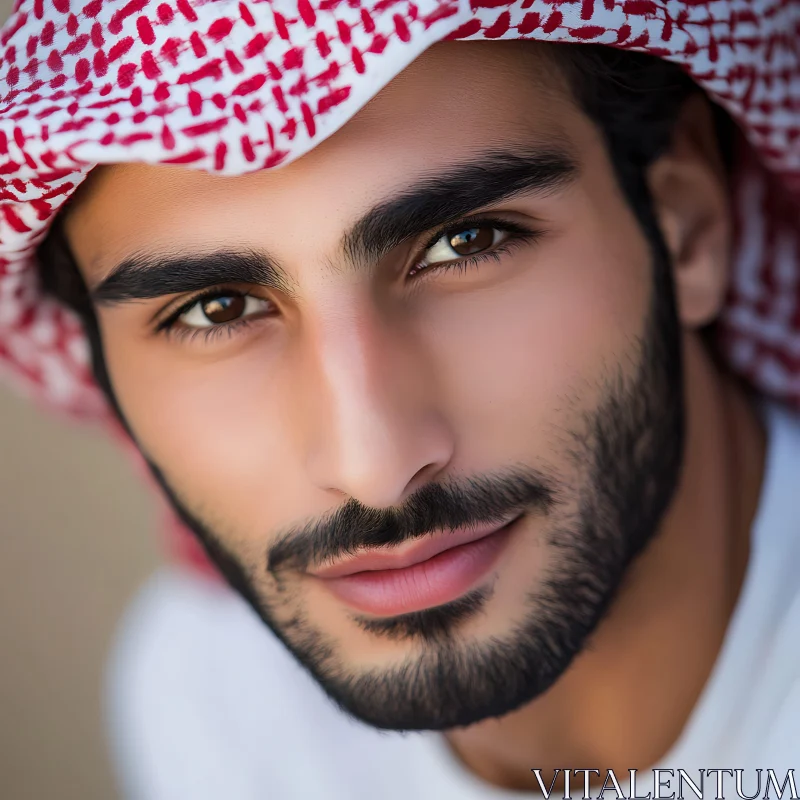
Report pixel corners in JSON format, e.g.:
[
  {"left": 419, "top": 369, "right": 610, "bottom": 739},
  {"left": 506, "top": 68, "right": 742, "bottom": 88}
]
[
  {"left": 414, "top": 214, "right": 540, "bottom": 278},
  {"left": 156, "top": 215, "right": 542, "bottom": 344},
  {"left": 156, "top": 309, "right": 261, "bottom": 344}
]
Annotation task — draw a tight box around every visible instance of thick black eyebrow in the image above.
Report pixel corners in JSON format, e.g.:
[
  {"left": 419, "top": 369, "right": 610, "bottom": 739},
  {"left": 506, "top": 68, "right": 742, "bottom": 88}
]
[
  {"left": 341, "top": 147, "right": 578, "bottom": 266},
  {"left": 90, "top": 249, "right": 294, "bottom": 305},
  {"left": 90, "top": 146, "right": 578, "bottom": 306}
]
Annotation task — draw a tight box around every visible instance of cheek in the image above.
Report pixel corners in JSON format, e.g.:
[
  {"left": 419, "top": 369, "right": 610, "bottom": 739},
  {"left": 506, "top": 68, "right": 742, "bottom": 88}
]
[
  {"left": 420, "top": 203, "right": 652, "bottom": 465},
  {"left": 100, "top": 330, "right": 301, "bottom": 531}
]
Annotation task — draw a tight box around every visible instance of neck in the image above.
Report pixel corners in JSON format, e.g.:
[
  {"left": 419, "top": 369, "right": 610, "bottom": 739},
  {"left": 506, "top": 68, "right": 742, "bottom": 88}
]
[{"left": 445, "top": 333, "right": 767, "bottom": 792}]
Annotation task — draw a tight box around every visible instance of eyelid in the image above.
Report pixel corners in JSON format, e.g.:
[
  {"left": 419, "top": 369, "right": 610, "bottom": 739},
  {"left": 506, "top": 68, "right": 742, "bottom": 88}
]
[
  {"left": 418, "top": 213, "right": 534, "bottom": 253},
  {"left": 161, "top": 316, "right": 261, "bottom": 345}
]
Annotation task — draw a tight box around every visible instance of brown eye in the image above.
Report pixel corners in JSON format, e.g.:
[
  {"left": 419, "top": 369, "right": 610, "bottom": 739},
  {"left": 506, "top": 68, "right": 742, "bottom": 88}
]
[
  {"left": 448, "top": 227, "right": 495, "bottom": 255},
  {"left": 177, "top": 293, "right": 271, "bottom": 329},
  {"left": 420, "top": 225, "right": 505, "bottom": 269},
  {"left": 202, "top": 295, "right": 246, "bottom": 324}
]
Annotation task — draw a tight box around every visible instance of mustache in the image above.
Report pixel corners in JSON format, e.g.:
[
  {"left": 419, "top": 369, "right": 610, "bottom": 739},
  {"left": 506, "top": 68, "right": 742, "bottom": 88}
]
[{"left": 267, "top": 467, "right": 559, "bottom": 574}]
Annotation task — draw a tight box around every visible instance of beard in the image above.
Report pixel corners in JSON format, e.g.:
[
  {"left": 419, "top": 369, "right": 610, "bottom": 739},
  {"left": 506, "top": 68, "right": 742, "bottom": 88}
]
[{"left": 142, "top": 222, "right": 685, "bottom": 732}]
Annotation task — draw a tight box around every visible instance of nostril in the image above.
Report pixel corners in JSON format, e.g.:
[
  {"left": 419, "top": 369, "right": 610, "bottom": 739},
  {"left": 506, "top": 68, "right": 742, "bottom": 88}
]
[{"left": 403, "top": 461, "right": 446, "bottom": 499}]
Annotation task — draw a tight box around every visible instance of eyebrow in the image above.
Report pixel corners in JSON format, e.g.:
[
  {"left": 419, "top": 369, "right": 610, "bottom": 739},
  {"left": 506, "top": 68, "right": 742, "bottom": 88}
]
[{"left": 89, "top": 145, "right": 578, "bottom": 306}]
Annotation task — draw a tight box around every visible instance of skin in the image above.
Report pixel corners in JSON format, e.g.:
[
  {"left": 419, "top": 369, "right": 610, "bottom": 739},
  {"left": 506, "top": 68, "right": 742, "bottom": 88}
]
[{"left": 63, "top": 42, "right": 764, "bottom": 791}]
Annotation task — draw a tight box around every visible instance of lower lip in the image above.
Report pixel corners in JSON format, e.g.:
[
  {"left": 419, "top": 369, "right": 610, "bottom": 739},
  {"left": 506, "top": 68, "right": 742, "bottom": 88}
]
[{"left": 315, "top": 521, "right": 517, "bottom": 617}]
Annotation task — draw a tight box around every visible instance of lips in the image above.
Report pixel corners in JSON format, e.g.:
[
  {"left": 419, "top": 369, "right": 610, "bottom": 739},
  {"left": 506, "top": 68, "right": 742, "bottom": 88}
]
[{"left": 307, "top": 516, "right": 520, "bottom": 617}]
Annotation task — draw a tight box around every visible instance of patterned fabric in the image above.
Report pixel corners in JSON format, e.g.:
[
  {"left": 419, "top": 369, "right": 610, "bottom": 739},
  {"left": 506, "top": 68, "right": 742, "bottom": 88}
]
[{"left": 0, "top": 0, "right": 798, "bottom": 568}]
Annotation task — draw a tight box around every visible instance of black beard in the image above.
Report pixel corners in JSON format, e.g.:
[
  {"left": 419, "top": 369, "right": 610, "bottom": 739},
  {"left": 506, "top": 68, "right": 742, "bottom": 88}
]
[{"left": 143, "top": 219, "right": 685, "bottom": 732}]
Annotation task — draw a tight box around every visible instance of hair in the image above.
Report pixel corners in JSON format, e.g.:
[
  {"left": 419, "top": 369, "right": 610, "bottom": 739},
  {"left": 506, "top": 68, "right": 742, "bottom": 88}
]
[{"left": 35, "top": 43, "right": 735, "bottom": 411}]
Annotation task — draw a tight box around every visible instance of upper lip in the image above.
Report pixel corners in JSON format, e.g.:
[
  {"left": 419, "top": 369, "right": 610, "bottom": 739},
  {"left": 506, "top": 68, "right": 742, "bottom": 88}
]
[{"left": 307, "top": 515, "right": 520, "bottom": 579}]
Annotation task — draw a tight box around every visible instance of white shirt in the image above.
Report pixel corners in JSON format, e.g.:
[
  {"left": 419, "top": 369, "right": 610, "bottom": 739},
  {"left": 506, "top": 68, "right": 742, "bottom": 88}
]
[{"left": 107, "top": 402, "right": 800, "bottom": 799}]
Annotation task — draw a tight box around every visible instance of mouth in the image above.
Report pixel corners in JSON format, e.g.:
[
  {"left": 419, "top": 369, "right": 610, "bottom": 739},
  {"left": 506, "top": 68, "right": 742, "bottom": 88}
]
[{"left": 307, "top": 515, "right": 522, "bottom": 617}]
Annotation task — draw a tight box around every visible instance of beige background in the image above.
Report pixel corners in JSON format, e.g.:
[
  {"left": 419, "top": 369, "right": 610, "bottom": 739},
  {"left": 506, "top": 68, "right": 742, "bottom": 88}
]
[
  {"left": 0, "top": 385, "right": 162, "bottom": 800},
  {"left": 0, "top": 4, "right": 165, "bottom": 799}
]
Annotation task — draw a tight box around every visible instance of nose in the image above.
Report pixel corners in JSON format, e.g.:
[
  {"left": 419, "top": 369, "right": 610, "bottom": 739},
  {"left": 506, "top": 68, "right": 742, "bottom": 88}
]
[{"left": 299, "top": 298, "right": 455, "bottom": 509}]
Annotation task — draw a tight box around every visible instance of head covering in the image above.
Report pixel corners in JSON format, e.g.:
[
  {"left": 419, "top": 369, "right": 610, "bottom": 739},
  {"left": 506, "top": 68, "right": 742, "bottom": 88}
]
[{"left": 1, "top": 0, "right": 798, "bottom": 568}]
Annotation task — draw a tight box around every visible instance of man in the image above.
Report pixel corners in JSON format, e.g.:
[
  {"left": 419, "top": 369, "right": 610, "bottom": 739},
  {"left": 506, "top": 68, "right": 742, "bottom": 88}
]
[{"left": 1, "top": 1, "right": 799, "bottom": 798}]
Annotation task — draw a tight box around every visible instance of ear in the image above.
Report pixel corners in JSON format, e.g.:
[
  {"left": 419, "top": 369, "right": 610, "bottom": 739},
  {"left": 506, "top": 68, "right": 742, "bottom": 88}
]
[{"left": 646, "top": 93, "right": 732, "bottom": 329}]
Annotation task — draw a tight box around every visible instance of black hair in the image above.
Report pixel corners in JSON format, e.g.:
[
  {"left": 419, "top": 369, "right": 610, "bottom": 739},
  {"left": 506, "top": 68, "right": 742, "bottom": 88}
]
[
  {"left": 35, "top": 43, "right": 735, "bottom": 412},
  {"left": 553, "top": 43, "right": 734, "bottom": 239}
]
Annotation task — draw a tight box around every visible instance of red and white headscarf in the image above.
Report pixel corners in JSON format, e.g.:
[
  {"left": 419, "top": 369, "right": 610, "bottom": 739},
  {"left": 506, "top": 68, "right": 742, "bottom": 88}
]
[{"left": 1, "top": 0, "right": 798, "bottom": 568}]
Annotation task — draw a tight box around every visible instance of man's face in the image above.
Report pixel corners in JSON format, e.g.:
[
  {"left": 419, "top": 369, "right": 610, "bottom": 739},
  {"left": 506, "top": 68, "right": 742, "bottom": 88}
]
[{"left": 64, "top": 42, "right": 685, "bottom": 730}]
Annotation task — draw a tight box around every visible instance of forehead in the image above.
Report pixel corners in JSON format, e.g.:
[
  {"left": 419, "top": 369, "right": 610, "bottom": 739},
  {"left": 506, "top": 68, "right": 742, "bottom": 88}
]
[{"left": 65, "top": 41, "right": 580, "bottom": 268}]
